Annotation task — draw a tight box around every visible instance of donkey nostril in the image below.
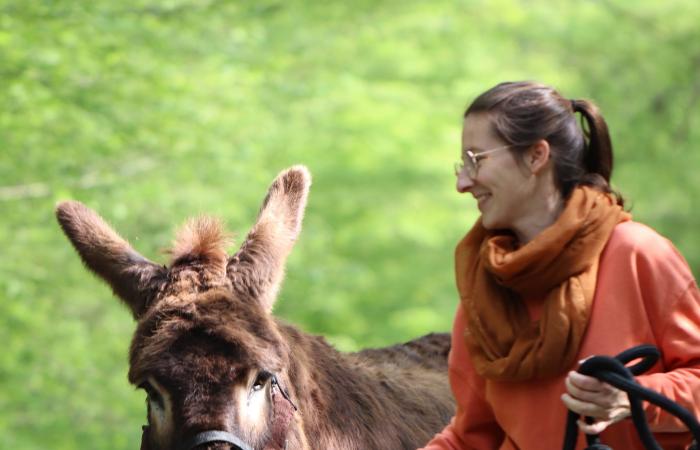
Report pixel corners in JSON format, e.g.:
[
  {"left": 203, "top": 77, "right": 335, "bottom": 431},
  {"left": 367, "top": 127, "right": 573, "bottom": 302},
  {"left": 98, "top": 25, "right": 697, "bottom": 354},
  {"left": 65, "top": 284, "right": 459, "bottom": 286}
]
[
  {"left": 195, "top": 442, "right": 235, "bottom": 450},
  {"left": 202, "top": 444, "right": 234, "bottom": 450}
]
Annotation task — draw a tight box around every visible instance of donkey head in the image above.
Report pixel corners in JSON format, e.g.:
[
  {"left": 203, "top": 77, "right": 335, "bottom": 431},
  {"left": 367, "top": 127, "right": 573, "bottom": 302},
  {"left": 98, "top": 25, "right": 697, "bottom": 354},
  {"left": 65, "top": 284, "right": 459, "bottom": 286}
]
[{"left": 56, "top": 166, "right": 310, "bottom": 450}]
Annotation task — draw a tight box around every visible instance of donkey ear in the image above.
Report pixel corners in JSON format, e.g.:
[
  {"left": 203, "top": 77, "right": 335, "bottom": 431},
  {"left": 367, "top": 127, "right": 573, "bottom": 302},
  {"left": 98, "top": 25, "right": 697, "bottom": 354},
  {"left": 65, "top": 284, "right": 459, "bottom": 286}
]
[
  {"left": 55, "top": 201, "right": 167, "bottom": 319},
  {"left": 227, "top": 165, "right": 310, "bottom": 313}
]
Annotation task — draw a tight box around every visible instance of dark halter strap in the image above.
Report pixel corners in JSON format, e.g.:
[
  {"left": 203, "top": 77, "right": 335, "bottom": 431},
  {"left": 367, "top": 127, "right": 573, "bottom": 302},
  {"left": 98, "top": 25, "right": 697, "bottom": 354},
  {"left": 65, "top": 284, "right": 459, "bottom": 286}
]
[
  {"left": 178, "top": 430, "right": 254, "bottom": 450},
  {"left": 561, "top": 344, "right": 700, "bottom": 450}
]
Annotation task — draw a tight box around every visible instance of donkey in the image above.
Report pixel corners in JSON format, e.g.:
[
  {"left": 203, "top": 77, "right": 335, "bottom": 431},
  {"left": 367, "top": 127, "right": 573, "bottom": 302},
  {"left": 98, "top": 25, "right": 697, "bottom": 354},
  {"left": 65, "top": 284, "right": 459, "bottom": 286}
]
[{"left": 56, "top": 165, "right": 455, "bottom": 450}]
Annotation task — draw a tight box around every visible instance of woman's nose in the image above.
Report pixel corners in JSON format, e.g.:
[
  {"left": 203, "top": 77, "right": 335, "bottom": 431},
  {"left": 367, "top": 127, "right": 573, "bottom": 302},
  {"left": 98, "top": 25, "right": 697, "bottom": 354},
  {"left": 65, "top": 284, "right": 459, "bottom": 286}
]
[{"left": 456, "top": 171, "right": 474, "bottom": 193}]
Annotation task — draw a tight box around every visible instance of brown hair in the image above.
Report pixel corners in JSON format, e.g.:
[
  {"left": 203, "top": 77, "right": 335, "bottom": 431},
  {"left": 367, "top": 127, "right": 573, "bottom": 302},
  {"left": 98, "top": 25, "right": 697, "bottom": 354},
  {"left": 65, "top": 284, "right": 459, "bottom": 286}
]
[{"left": 465, "top": 81, "right": 623, "bottom": 205}]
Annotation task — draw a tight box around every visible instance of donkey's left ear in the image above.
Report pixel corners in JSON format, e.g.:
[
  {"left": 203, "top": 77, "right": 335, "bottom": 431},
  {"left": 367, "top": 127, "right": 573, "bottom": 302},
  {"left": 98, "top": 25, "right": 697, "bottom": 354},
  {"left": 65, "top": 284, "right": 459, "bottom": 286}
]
[
  {"left": 56, "top": 201, "right": 167, "bottom": 319},
  {"left": 227, "top": 165, "right": 310, "bottom": 313}
]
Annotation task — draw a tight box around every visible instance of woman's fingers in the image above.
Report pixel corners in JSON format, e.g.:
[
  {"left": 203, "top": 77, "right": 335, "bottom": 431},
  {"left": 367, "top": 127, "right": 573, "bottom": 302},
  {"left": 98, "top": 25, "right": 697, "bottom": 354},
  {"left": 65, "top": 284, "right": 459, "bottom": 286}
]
[
  {"left": 561, "top": 393, "right": 607, "bottom": 418},
  {"left": 566, "top": 371, "right": 627, "bottom": 408},
  {"left": 562, "top": 371, "right": 631, "bottom": 429},
  {"left": 561, "top": 391, "right": 631, "bottom": 434},
  {"left": 564, "top": 372, "right": 619, "bottom": 408},
  {"left": 577, "top": 418, "right": 614, "bottom": 435}
]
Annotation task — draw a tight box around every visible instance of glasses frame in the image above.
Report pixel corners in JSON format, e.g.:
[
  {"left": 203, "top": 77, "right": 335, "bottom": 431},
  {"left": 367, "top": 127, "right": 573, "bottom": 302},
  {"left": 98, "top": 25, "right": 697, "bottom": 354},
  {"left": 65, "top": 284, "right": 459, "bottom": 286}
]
[{"left": 454, "top": 144, "right": 513, "bottom": 178}]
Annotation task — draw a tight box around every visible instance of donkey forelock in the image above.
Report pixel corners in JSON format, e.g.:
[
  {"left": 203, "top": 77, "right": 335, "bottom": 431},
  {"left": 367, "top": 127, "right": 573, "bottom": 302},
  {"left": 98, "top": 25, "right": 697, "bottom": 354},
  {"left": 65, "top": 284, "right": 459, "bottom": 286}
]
[
  {"left": 169, "top": 216, "right": 232, "bottom": 271},
  {"left": 162, "top": 217, "right": 235, "bottom": 298}
]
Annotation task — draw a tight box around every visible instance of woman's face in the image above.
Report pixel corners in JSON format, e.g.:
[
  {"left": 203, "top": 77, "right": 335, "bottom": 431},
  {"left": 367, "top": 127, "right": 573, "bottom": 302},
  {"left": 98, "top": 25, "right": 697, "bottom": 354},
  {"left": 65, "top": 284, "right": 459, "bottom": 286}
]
[{"left": 457, "top": 113, "right": 537, "bottom": 232}]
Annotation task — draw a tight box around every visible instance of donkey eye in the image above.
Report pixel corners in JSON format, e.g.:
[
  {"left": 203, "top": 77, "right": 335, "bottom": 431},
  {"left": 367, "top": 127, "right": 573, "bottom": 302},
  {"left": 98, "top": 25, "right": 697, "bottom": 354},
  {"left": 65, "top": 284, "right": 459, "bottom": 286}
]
[
  {"left": 139, "top": 381, "right": 164, "bottom": 409},
  {"left": 251, "top": 370, "right": 273, "bottom": 392}
]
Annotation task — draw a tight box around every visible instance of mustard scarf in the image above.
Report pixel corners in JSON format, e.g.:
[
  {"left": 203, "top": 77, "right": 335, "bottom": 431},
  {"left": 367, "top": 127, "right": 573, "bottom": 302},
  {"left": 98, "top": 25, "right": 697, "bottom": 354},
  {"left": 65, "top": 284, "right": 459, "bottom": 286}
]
[{"left": 456, "top": 186, "right": 630, "bottom": 381}]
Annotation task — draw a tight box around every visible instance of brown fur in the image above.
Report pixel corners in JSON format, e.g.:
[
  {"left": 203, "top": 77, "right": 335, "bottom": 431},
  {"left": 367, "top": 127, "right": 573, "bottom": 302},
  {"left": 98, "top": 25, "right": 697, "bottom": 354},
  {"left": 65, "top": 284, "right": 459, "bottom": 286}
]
[
  {"left": 169, "top": 216, "right": 232, "bottom": 270},
  {"left": 56, "top": 166, "right": 455, "bottom": 450}
]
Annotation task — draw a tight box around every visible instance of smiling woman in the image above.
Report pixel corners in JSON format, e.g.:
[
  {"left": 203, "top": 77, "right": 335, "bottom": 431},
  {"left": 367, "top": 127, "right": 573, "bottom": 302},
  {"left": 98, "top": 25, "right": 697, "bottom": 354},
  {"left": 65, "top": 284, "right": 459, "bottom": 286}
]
[
  {"left": 421, "top": 81, "right": 700, "bottom": 450},
  {"left": 457, "top": 112, "right": 562, "bottom": 243}
]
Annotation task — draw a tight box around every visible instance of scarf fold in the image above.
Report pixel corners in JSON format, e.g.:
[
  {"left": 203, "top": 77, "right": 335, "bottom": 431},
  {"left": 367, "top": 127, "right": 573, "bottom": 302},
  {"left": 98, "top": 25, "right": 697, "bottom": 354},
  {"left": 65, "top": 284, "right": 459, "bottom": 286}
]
[{"left": 456, "top": 186, "right": 630, "bottom": 381}]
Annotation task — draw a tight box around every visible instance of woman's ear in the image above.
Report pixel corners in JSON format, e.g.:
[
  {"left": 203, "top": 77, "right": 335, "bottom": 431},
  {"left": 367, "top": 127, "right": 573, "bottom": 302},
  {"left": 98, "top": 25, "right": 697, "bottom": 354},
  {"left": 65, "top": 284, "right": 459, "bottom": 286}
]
[{"left": 526, "top": 139, "right": 551, "bottom": 174}]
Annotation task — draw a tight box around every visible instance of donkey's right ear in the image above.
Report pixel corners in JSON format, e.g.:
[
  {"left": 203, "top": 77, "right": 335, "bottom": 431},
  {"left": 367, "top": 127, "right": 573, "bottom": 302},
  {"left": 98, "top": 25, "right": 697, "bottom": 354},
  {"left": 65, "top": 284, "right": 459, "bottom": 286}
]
[
  {"left": 55, "top": 201, "right": 167, "bottom": 319},
  {"left": 227, "top": 166, "right": 310, "bottom": 313}
]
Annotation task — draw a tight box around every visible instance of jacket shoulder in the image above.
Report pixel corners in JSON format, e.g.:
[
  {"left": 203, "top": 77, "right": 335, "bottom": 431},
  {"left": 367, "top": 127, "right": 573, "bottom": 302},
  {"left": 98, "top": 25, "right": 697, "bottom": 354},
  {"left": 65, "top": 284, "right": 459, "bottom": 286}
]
[{"left": 606, "top": 221, "right": 675, "bottom": 256}]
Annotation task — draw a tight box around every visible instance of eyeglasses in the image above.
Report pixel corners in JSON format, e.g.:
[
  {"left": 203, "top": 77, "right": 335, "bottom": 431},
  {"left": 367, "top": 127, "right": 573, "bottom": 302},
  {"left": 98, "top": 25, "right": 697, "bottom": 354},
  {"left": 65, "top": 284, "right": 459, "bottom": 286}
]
[{"left": 454, "top": 144, "right": 512, "bottom": 178}]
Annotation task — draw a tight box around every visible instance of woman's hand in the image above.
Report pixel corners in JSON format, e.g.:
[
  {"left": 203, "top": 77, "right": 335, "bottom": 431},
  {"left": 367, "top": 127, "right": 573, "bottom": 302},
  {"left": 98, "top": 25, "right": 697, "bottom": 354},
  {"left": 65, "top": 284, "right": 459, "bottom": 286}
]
[{"left": 561, "top": 371, "right": 631, "bottom": 435}]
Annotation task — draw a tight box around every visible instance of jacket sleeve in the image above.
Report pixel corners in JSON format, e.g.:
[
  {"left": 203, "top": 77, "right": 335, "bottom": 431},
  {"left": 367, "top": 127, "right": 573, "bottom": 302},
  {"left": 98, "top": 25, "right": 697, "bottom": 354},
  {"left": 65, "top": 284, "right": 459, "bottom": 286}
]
[
  {"left": 632, "top": 234, "right": 700, "bottom": 432},
  {"left": 419, "top": 305, "right": 504, "bottom": 450}
]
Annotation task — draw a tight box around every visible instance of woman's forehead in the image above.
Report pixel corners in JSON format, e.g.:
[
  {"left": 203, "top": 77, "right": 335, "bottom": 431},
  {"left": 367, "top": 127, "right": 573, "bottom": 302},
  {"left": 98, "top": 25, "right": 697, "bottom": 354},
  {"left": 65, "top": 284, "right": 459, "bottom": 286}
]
[{"left": 462, "top": 113, "right": 500, "bottom": 149}]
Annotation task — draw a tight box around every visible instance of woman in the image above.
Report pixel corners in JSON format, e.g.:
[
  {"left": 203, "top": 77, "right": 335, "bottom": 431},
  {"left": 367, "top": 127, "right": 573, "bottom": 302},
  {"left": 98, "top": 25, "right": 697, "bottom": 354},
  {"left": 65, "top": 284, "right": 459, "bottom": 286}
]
[{"left": 420, "top": 81, "right": 700, "bottom": 449}]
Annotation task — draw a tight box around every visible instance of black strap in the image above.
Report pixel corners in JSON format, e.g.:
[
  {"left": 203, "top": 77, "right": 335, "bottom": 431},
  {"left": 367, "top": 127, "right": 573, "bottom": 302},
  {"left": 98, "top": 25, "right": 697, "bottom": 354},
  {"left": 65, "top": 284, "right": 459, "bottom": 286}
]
[
  {"left": 272, "top": 374, "right": 298, "bottom": 411},
  {"left": 562, "top": 344, "right": 700, "bottom": 450},
  {"left": 178, "top": 430, "right": 254, "bottom": 450}
]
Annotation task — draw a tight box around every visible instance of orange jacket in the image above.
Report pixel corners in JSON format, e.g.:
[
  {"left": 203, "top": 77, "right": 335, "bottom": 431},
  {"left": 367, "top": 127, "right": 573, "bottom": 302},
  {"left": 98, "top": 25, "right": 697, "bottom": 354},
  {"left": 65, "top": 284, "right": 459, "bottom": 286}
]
[{"left": 421, "top": 221, "right": 700, "bottom": 450}]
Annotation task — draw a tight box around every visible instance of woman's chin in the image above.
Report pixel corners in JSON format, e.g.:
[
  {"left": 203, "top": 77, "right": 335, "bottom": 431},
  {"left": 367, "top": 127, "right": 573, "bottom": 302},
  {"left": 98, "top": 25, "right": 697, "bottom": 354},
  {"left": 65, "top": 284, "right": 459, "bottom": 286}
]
[
  {"left": 480, "top": 213, "right": 494, "bottom": 229},
  {"left": 480, "top": 214, "right": 504, "bottom": 232}
]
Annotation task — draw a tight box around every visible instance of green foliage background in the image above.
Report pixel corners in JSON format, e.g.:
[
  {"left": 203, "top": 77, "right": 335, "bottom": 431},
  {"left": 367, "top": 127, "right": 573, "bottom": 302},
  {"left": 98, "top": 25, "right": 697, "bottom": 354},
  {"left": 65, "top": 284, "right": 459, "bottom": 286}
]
[{"left": 1, "top": 0, "right": 699, "bottom": 448}]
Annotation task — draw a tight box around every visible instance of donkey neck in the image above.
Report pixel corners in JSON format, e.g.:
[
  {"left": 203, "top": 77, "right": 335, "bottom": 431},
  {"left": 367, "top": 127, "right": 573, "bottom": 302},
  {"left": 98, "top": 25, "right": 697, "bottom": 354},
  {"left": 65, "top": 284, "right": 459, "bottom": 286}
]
[{"left": 277, "top": 323, "right": 450, "bottom": 450}]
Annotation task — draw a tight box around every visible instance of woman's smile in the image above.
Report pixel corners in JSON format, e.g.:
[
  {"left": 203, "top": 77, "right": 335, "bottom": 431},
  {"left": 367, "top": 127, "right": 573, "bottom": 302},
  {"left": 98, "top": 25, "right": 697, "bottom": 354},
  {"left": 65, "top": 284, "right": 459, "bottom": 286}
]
[{"left": 473, "top": 192, "right": 491, "bottom": 211}]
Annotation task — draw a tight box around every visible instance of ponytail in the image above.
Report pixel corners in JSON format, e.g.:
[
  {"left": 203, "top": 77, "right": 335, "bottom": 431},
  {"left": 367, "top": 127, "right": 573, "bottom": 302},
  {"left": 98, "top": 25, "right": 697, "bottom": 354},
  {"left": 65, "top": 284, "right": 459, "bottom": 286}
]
[
  {"left": 571, "top": 99, "right": 623, "bottom": 206},
  {"left": 570, "top": 99, "right": 613, "bottom": 182}
]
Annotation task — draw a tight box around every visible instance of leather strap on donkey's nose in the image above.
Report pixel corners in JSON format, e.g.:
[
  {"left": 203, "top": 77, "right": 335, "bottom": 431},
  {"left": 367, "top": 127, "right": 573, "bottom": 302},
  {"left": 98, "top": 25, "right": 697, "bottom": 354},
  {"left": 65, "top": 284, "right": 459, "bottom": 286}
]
[
  {"left": 179, "top": 430, "right": 254, "bottom": 450},
  {"left": 561, "top": 344, "right": 700, "bottom": 450}
]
